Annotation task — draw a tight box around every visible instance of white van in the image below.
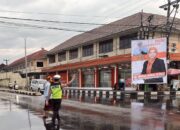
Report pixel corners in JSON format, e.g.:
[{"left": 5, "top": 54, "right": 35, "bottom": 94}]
[{"left": 30, "top": 79, "right": 46, "bottom": 93}]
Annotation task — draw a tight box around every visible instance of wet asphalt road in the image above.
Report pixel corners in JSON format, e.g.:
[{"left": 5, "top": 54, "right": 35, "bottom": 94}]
[{"left": 0, "top": 92, "right": 180, "bottom": 130}]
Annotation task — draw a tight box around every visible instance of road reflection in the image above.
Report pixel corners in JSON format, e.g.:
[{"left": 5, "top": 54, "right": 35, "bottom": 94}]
[{"left": 0, "top": 92, "right": 180, "bottom": 130}]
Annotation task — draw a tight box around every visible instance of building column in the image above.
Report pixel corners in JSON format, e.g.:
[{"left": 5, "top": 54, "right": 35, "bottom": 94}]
[
  {"left": 95, "top": 67, "right": 99, "bottom": 88},
  {"left": 79, "top": 69, "right": 82, "bottom": 88},
  {"left": 66, "top": 70, "right": 69, "bottom": 86},
  {"left": 114, "top": 64, "right": 119, "bottom": 84}
]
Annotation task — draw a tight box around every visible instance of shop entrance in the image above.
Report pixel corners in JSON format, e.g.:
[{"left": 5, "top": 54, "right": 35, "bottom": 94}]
[{"left": 99, "top": 69, "right": 112, "bottom": 87}]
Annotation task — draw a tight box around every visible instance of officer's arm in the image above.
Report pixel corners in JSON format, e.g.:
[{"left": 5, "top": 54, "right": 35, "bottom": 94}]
[{"left": 62, "top": 74, "right": 76, "bottom": 87}]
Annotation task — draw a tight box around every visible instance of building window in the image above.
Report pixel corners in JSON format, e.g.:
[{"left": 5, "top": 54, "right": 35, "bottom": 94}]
[
  {"left": 99, "top": 69, "right": 112, "bottom": 87},
  {"left": 37, "top": 62, "right": 44, "bottom": 67},
  {"left": 58, "top": 51, "right": 66, "bottom": 61},
  {"left": 83, "top": 71, "right": 94, "bottom": 87},
  {"left": 82, "top": 44, "right": 93, "bottom": 57},
  {"left": 48, "top": 55, "right": 55, "bottom": 63},
  {"left": 69, "top": 48, "right": 78, "bottom": 60},
  {"left": 119, "top": 33, "right": 137, "bottom": 49},
  {"left": 99, "top": 39, "right": 113, "bottom": 53}
]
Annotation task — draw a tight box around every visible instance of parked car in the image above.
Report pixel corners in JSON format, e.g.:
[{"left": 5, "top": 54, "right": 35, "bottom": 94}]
[{"left": 30, "top": 79, "right": 46, "bottom": 93}]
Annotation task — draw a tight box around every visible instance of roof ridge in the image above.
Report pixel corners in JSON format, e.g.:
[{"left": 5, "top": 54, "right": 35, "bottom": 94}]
[
  {"left": 9, "top": 49, "right": 47, "bottom": 67},
  {"left": 47, "top": 12, "right": 169, "bottom": 55}
]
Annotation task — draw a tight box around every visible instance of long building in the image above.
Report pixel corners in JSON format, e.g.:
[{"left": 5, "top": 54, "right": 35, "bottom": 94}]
[{"left": 43, "top": 12, "right": 180, "bottom": 89}]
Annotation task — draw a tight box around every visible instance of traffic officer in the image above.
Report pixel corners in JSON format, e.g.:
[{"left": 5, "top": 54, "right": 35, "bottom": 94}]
[{"left": 46, "top": 74, "right": 75, "bottom": 126}]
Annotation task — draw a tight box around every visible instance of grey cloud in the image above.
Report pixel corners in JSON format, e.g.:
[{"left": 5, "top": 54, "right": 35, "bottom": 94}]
[{"left": 0, "top": 0, "right": 174, "bottom": 64}]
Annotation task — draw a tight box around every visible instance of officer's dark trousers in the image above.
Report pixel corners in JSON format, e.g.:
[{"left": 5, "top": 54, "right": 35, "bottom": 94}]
[{"left": 51, "top": 99, "right": 62, "bottom": 123}]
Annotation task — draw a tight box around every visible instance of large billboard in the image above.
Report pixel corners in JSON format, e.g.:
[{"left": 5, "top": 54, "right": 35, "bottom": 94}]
[{"left": 131, "top": 38, "right": 167, "bottom": 84}]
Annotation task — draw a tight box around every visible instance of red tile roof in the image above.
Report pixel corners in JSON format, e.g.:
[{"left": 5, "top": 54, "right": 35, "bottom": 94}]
[{"left": 8, "top": 48, "right": 48, "bottom": 67}]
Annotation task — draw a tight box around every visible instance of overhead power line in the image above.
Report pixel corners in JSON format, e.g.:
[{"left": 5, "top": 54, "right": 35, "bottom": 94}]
[
  {"left": 0, "top": 9, "right": 108, "bottom": 18},
  {"left": 0, "top": 16, "right": 105, "bottom": 26},
  {"left": 0, "top": 20, "right": 86, "bottom": 32},
  {"left": 0, "top": 19, "right": 166, "bottom": 34},
  {"left": 0, "top": 16, "right": 141, "bottom": 27}
]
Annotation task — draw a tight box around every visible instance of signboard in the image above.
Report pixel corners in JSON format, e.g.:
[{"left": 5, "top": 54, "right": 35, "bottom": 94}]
[
  {"left": 168, "top": 68, "right": 180, "bottom": 75},
  {"left": 131, "top": 38, "right": 167, "bottom": 84},
  {"left": 169, "top": 42, "right": 180, "bottom": 53}
]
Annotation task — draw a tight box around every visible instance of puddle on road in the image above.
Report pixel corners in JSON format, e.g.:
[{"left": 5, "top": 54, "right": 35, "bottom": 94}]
[
  {"left": 0, "top": 94, "right": 180, "bottom": 130},
  {"left": 0, "top": 98, "right": 44, "bottom": 130},
  {"left": 64, "top": 93, "right": 180, "bottom": 111}
]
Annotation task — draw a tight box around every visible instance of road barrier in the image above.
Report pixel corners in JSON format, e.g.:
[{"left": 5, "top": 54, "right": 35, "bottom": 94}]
[
  {"left": 63, "top": 88, "right": 180, "bottom": 99},
  {"left": 0, "top": 88, "right": 41, "bottom": 96}
]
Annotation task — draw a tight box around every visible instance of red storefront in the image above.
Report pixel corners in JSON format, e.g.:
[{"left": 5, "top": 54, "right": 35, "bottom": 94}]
[
  {"left": 43, "top": 53, "right": 180, "bottom": 88},
  {"left": 43, "top": 54, "right": 131, "bottom": 89}
]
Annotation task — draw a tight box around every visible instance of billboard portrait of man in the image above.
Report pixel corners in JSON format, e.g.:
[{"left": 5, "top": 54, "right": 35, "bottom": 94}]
[{"left": 141, "top": 47, "right": 166, "bottom": 83}]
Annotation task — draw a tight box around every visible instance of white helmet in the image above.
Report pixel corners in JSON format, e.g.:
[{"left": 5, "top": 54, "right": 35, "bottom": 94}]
[{"left": 53, "top": 74, "right": 61, "bottom": 79}]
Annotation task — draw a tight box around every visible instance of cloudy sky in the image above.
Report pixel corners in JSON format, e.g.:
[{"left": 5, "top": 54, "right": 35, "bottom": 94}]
[{"left": 0, "top": 0, "right": 178, "bottom": 64}]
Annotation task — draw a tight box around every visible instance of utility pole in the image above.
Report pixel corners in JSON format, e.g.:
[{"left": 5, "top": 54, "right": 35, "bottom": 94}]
[
  {"left": 3, "top": 59, "right": 9, "bottom": 67},
  {"left": 139, "top": 10, "right": 151, "bottom": 40},
  {"left": 3, "top": 58, "right": 9, "bottom": 87},
  {"left": 24, "top": 38, "right": 28, "bottom": 90},
  {"left": 3, "top": 59, "right": 9, "bottom": 79},
  {"left": 147, "top": 15, "right": 154, "bottom": 39},
  {"left": 160, "top": 0, "right": 180, "bottom": 59},
  {"left": 159, "top": 0, "right": 180, "bottom": 87},
  {"left": 139, "top": 10, "right": 144, "bottom": 40}
]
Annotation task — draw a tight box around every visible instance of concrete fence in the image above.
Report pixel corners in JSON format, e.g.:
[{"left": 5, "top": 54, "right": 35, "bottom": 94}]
[{"left": 63, "top": 88, "right": 180, "bottom": 99}]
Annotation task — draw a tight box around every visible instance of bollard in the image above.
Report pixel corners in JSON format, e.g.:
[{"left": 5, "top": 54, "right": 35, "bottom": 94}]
[
  {"left": 73, "top": 90, "right": 76, "bottom": 95},
  {"left": 93, "top": 91, "right": 96, "bottom": 97},
  {"left": 144, "top": 91, "right": 151, "bottom": 98},
  {"left": 82, "top": 90, "right": 85, "bottom": 96},
  {"left": 170, "top": 91, "right": 176, "bottom": 97},
  {"left": 88, "top": 90, "right": 91, "bottom": 96},
  {"left": 120, "top": 92, "right": 125, "bottom": 100},
  {"left": 99, "top": 91, "right": 102, "bottom": 97},
  {"left": 106, "top": 91, "right": 110, "bottom": 98},
  {"left": 77, "top": 90, "right": 80, "bottom": 95},
  {"left": 65, "top": 90, "right": 68, "bottom": 96},
  {"left": 130, "top": 92, "right": 137, "bottom": 99},
  {"left": 69, "top": 90, "right": 71, "bottom": 95},
  {"left": 113, "top": 91, "right": 117, "bottom": 98},
  {"left": 158, "top": 91, "right": 164, "bottom": 96}
]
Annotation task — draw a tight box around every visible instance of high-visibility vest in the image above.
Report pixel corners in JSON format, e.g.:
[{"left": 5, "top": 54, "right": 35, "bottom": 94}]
[{"left": 51, "top": 84, "right": 62, "bottom": 99}]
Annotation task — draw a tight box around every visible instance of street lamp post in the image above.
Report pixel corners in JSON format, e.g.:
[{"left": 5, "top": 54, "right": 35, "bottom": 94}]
[{"left": 24, "top": 38, "right": 28, "bottom": 90}]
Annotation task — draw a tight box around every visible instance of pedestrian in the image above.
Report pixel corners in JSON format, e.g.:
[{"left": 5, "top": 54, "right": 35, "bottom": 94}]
[
  {"left": 14, "top": 81, "right": 17, "bottom": 90},
  {"left": 119, "top": 79, "right": 125, "bottom": 91},
  {"left": 46, "top": 74, "right": 76, "bottom": 126},
  {"left": 43, "top": 76, "right": 52, "bottom": 119}
]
